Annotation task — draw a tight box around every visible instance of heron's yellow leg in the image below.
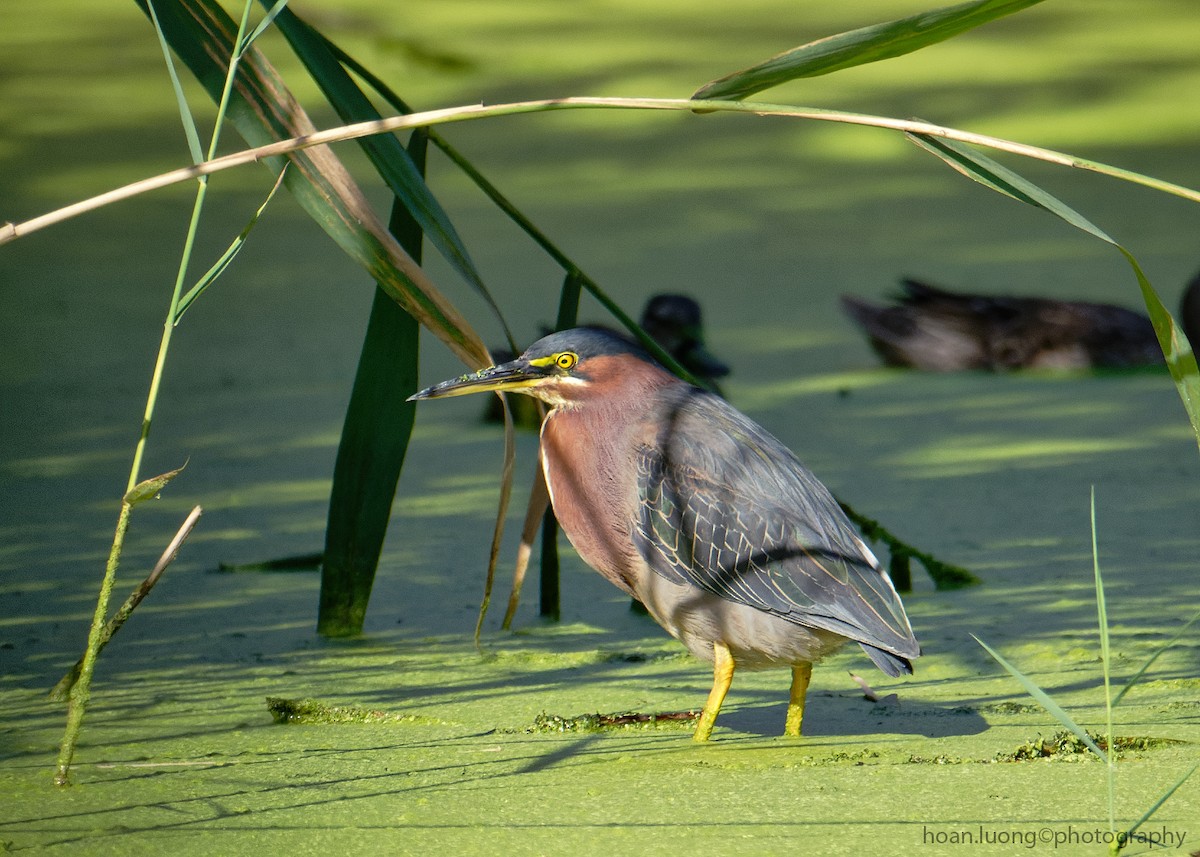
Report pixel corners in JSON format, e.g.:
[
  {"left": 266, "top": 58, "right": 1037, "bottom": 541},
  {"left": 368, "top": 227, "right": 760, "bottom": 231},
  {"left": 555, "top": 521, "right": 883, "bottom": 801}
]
[
  {"left": 785, "top": 662, "right": 813, "bottom": 737},
  {"left": 693, "top": 641, "right": 735, "bottom": 742}
]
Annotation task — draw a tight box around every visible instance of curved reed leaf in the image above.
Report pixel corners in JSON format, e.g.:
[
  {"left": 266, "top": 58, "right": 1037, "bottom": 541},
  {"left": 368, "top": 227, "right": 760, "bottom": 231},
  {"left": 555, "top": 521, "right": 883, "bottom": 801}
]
[
  {"left": 909, "top": 132, "right": 1200, "bottom": 448},
  {"left": 973, "top": 634, "right": 1109, "bottom": 763},
  {"left": 146, "top": 0, "right": 204, "bottom": 164},
  {"left": 268, "top": 5, "right": 517, "bottom": 353},
  {"left": 693, "top": 0, "right": 1046, "bottom": 101},
  {"left": 175, "top": 166, "right": 288, "bottom": 320},
  {"left": 132, "top": 0, "right": 489, "bottom": 369},
  {"left": 319, "top": 170, "right": 423, "bottom": 636}
]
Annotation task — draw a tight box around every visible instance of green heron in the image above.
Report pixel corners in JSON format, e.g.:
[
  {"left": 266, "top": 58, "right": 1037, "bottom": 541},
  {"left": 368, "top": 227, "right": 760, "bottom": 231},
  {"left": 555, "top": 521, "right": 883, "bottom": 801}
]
[
  {"left": 840, "top": 276, "right": 1180, "bottom": 371},
  {"left": 411, "top": 328, "right": 919, "bottom": 741}
]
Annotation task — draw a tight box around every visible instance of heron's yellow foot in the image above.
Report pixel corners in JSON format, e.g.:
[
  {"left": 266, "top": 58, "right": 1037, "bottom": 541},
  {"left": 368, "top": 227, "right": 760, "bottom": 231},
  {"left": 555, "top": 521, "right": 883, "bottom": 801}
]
[
  {"left": 784, "top": 662, "right": 813, "bottom": 737},
  {"left": 693, "top": 641, "right": 735, "bottom": 742}
]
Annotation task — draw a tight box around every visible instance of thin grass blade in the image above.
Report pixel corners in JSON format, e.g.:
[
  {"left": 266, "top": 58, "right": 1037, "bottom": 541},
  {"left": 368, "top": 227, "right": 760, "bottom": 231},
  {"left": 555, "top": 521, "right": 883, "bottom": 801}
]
[
  {"left": 146, "top": 0, "right": 205, "bottom": 164},
  {"left": 909, "top": 132, "right": 1200, "bottom": 449},
  {"left": 176, "top": 165, "right": 288, "bottom": 320},
  {"left": 1091, "top": 488, "right": 1111, "bottom": 704},
  {"left": 1118, "top": 246, "right": 1200, "bottom": 448},
  {"left": 694, "top": 0, "right": 1046, "bottom": 101},
  {"left": 1112, "top": 607, "right": 1200, "bottom": 708},
  {"left": 555, "top": 269, "right": 584, "bottom": 331},
  {"left": 907, "top": 132, "right": 1110, "bottom": 235},
  {"left": 1090, "top": 488, "right": 1116, "bottom": 831},
  {"left": 1118, "top": 762, "right": 1199, "bottom": 849},
  {"left": 241, "top": 0, "right": 290, "bottom": 53},
  {"left": 973, "top": 634, "right": 1109, "bottom": 763}
]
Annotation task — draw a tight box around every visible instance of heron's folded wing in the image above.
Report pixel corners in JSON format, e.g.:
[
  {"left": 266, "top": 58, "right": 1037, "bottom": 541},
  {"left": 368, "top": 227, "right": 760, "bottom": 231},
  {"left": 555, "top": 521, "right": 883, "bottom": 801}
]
[{"left": 633, "top": 391, "right": 917, "bottom": 660}]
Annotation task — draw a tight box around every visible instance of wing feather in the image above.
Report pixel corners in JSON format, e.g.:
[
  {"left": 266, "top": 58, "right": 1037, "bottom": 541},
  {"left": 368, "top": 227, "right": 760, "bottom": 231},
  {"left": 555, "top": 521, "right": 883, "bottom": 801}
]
[{"left": 633, "top": 387, "right": 918, "bottom": 663}]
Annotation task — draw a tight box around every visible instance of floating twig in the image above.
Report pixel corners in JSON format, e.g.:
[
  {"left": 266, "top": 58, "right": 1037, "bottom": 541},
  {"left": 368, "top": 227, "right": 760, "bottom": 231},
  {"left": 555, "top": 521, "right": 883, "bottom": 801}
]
[
  {"left": 527, "top": 710, "right": 701, "bottom": 733},
  {"left": 217, "top": 551, "right": 323, "bottom": 572},
  {"left": 266, "top": 697, "right": 439, "bottom": 725},
  {"left": 849, "top": 671, "right": 899, "bottom": 705}
]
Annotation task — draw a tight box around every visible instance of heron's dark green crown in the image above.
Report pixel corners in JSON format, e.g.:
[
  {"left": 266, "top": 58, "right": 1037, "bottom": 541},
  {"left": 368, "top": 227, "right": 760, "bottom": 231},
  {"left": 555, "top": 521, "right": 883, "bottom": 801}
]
[{"left": 521, "top": 327, "right": 653, "bottom": 366}]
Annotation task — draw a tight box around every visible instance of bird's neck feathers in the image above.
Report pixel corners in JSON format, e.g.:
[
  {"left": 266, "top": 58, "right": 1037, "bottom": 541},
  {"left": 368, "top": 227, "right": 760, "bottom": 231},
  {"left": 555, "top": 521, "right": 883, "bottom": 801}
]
[{"left": 550, "top": 355, "right": 679, "bottom": 413}]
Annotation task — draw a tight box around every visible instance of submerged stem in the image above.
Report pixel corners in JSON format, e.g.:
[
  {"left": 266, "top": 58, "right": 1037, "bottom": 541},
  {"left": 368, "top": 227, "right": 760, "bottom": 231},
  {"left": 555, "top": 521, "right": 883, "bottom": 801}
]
[{"left": 55, "top": 500, "right": 132, "bottom": 785}]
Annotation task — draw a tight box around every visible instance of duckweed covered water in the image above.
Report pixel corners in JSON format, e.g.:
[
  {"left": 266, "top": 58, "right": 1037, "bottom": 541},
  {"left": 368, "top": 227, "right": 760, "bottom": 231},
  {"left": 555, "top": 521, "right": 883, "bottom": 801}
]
[{"left": 3, "top": 1, "right": 1200, "bottom": 855}]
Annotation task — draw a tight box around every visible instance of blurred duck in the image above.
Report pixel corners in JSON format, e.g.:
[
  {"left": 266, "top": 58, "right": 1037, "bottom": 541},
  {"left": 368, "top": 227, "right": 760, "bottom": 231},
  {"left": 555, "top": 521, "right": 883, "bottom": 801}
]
[
  {"left": 638, "top": 293, "right": 731, "bottom": 394},
  {"left": 840, "top": 274, "right": 1200, "bottom": 372},
  {"left": 485, "top": 293, "right": 730, "bottom": 427}
]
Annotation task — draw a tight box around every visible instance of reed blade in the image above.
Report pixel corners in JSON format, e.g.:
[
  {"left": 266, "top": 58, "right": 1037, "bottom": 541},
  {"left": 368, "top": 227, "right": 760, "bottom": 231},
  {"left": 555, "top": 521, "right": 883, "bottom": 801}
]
[{"left": 694, "top": 0, "right": 1046, "bottom": 101}]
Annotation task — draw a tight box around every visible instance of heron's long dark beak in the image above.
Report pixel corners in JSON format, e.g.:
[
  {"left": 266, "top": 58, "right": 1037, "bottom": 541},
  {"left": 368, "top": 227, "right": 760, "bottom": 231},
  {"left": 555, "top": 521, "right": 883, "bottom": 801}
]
[{"left": 407, "top": 357, "right": 548, "bottom": 401}]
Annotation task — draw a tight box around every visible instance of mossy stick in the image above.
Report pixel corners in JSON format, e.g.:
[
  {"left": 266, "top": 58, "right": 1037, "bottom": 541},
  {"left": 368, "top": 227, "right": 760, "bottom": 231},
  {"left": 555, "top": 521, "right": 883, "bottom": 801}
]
[
  {"left": 50, "top": 506, "right": 201, "bottom": 703},
  {"left": 55, "top": 498, "right": 132, "bottom": 785}
]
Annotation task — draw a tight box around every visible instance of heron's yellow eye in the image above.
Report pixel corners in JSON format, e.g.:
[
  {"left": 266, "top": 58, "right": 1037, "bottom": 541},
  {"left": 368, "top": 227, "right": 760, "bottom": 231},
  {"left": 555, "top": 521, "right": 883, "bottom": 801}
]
[{"left": 555, "top": 352, "right": 578, "bottom": 371}]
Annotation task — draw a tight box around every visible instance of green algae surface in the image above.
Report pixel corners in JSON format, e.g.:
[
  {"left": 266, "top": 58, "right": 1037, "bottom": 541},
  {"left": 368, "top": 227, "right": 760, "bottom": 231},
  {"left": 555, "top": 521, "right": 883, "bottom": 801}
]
[{"left": 3, "top": 1, "right": 1200, "bottom": 855}]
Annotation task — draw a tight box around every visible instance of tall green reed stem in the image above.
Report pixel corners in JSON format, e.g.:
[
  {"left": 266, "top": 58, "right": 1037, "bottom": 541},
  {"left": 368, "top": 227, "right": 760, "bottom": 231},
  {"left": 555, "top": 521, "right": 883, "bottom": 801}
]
[
  {"left": 1090, "top": 488, "right": 1116, "bottom": 834},
  {"left": 54, "top": 500, "right": 132, "bottom": 785},
  {"left": 55, "top": 0, "right": 260, "bottom": 786}
]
